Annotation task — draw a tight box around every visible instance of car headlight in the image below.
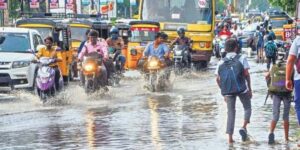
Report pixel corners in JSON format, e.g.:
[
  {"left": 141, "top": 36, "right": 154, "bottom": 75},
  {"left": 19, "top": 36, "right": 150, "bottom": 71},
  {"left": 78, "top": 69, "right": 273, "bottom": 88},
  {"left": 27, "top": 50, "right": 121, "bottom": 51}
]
[{"left": 12, "top": 61, "right": 31, "bottom": 68}]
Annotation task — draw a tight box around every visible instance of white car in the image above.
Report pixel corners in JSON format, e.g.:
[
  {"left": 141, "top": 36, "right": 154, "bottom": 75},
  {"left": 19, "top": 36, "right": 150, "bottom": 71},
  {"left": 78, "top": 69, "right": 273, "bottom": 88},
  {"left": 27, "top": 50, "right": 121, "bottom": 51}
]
[{"left": 0, "top": 27, "right": 43, "bottom": 91}]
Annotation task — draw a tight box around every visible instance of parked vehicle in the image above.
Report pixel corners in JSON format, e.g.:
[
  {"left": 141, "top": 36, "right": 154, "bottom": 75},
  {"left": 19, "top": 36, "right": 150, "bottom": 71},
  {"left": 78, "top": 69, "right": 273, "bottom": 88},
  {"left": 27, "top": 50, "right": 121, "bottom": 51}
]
[{"left": 0, "top": 28, "right": 43, "bottom": 92}]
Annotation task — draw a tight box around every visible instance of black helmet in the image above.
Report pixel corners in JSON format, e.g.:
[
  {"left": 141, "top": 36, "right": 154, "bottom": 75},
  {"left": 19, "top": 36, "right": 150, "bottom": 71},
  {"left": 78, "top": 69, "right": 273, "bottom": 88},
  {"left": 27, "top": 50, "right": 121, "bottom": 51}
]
[
  {"left": 88, "top": 29, "right": 99, "bottom": 37},
  {"left": 110, "top": 27, "right": 119, "bottom": 34},
  {"left": 177, "top": 27, "right": 185, "bottom": 35}
]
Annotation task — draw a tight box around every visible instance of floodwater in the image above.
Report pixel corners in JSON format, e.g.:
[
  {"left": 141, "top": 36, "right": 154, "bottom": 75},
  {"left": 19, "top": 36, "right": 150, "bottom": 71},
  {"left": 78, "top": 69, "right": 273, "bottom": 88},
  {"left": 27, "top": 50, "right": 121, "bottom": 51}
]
[{"left": 0, "top": 54, "right": 299, "bottom": 150}]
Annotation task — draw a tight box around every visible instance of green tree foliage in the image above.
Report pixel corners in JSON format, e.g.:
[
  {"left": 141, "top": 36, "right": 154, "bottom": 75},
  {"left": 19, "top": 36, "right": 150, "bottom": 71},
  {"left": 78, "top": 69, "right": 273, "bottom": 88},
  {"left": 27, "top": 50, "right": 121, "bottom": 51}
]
[
  {"left": 9, "top": 0, "right": 20, "bottom": 19},
  {"left": 268, "top": 0, "right": 296, "bottom": 15},
  {"left": 216, "top": 0, "right": 226, "bottom": 13}
]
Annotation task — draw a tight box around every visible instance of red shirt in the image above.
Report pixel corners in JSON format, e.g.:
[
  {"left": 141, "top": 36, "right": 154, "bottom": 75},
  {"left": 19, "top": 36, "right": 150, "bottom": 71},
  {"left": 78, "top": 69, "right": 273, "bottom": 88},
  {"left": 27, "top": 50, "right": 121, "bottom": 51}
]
[{"left": 218, "top": 29, "right": 232, "bottom": 37}]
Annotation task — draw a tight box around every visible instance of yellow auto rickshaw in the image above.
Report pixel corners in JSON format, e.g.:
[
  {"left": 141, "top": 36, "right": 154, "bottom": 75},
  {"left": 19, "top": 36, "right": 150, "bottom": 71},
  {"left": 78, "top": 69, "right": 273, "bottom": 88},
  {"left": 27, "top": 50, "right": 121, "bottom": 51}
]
[
  {"left": 127, "top": 21, "right": 160, "bottom": 70},
  {"left": 16, "top": 13, "right": 73, "bottom": 83}
]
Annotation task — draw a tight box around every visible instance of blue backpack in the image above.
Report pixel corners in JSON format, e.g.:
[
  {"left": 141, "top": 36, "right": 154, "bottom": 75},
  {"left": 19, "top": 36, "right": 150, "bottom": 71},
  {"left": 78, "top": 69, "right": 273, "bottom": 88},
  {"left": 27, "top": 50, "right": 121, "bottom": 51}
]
[
  {"left": 264, "top": 41, "right": 277, "bottom": 57},
  {"left": 218, "top": 55, "right": 247, "bottom": 95}
]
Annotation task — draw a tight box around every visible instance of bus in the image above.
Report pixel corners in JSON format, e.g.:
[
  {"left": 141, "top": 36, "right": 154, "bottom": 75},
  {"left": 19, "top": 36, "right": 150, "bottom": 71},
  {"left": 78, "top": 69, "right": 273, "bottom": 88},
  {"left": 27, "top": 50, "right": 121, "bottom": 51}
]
[{"left": 138, "top": 0, "right": 215, "bottom": 68}]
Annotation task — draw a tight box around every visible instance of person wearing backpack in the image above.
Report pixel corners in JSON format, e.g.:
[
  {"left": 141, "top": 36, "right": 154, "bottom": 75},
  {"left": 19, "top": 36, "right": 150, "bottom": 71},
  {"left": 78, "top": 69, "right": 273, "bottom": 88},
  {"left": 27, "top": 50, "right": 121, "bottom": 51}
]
[
  {"left": 265, "top": 61, "right": 292, "bottom": 144},
  {"left": 286, "top": 36, "right": 300, "bottom": 147},
  {"left": 264, "top": 35, "right": 277, "bottom": 70},
  {"left": 215, "top": 38, "right": 252, "bottom": 144}
]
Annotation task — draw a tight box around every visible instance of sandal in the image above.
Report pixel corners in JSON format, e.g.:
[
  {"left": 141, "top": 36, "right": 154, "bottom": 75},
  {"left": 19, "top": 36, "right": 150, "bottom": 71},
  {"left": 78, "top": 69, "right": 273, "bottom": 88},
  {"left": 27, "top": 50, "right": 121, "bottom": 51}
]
[{"left": 239, "top": 128, "right": 248, "bottom": 142}]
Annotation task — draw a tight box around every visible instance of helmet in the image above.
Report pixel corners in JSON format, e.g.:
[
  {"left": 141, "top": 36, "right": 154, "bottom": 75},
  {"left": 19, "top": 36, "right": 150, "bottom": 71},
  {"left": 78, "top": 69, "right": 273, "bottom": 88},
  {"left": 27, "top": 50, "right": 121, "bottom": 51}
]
[
  {"left": 110, "top": 27, "right": 119, "bottom": 34},
  {"left": 177, "top": 27, "right": 185, "bottom": 35}
]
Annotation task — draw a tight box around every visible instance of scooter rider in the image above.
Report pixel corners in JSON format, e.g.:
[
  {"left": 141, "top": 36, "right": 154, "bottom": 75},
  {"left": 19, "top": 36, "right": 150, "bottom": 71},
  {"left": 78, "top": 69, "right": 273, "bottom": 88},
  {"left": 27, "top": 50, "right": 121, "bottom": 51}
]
[
  {"left": 78, "top": 30, "right": 108, "bottom": 87},
  {"left": 106, "top": 27, "right": 126, "bottom": 72},
  {"left": 171, "top": 27, "right": 192, "bottom": 67},
  {"left": 36, "top": 36, "right": 63, "bottom": 91}
]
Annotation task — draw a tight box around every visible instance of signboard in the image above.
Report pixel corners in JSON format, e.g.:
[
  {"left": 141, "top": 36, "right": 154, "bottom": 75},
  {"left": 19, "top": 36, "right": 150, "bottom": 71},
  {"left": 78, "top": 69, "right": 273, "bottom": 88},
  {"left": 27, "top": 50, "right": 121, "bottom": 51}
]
[
  {"left": 0, "top": 0, "right": 7, "bottom": 10},
  {"left": 65, "top": 0, "right": 74, "bottom": 9},
  {"left": 49, "top": 0, "right": 59, "bottom": 9},
  {"left": 198, "top": 0, "right": 207, "bottom": 8},
  {"left": 283, "top": 26, "right": 297, "bottom": 41},
  {"left": 117, "top": 0, "right": 124, "bottom": 3},
  {"left": 30, "top": 0, "right": 40, "bottom": 9}
]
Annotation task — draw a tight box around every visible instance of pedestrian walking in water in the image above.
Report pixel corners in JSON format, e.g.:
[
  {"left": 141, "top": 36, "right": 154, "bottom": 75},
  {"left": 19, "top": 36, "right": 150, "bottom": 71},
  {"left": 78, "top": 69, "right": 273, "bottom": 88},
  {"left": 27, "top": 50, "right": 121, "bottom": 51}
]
[
  {"left": 265, "top": 57, "right": 292, "bottom": 144},
  {"left": 286, "top": 35, "right": 300, "bottom": 147},
  {"left": 215, "top": 38, "right": 252, "bottom": 144}
]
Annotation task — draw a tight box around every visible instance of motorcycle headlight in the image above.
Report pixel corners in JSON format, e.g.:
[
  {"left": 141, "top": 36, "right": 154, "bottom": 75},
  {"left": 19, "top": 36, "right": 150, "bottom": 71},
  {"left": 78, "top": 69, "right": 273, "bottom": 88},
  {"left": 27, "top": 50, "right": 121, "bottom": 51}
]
[
  {"left": 175, "top": 50, "right": 182, "bottom": 56},
  {"left": 149, "top": 60, "right": 158, "bottom": 67},
  {"left": 12, "top": 61, "right": 31, "bottom": 68},
  {"left": 83, "top": 63, "right": 95, "bottom": 72}
]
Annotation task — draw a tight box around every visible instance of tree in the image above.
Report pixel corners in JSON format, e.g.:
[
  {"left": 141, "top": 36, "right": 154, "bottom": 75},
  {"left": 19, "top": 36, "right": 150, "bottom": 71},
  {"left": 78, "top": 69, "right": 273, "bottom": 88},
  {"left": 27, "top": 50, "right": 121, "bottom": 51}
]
[
  {"left": 268, "top": 0, "right": 297, "bottom": 15},
  {"left": 216, "top": 0, "right": 226, "bottom": 13}
]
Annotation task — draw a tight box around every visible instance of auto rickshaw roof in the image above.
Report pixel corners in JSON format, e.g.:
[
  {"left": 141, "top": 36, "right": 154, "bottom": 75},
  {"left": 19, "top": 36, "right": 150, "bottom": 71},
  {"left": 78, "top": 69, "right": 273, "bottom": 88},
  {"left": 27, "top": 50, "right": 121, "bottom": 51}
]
[
  {"left": 16, "top": 18, "right": 57, "bottom": 27},
  {"left": 129, "top": 21, "right": 160, "bottom": 27}
]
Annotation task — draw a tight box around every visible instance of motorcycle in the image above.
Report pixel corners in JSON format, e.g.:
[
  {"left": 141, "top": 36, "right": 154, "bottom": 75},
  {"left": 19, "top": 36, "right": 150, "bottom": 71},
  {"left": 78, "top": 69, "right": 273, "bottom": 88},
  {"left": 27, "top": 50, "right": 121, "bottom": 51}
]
[
  {"left": 213, "top": 35, "right": 229, "bottom": 58},
  {"left": 172, "top": 45, "right": 190, "bottom": 75},
  {"left": 79, "top": 52, "right": 103, "bottom": 93},
  {"left": 108, "top": 48, "right": 123, "bottom": 86},
  {"left": 146, "top": 56, "right": 168, "bottom": 92},
  {"left": 35, "top": 57, "right": 63, "bottom": 102},
  {"left": 275, "top": 40, "right": 290, "bottom": 60}
]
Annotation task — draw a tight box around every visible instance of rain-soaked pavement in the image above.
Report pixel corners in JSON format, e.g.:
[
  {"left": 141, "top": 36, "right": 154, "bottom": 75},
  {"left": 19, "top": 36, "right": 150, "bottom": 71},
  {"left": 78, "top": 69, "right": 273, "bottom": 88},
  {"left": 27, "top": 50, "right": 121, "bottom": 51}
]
[{"left": 0, "top": 51, "right": 299, "bottom": 150}]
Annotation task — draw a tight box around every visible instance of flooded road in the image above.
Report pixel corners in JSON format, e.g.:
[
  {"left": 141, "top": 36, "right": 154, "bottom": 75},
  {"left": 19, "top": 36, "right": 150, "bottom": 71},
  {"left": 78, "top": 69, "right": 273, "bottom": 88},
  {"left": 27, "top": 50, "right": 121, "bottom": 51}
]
[{"left": 0, "top": 55, "right": 299, "bottom": 149}]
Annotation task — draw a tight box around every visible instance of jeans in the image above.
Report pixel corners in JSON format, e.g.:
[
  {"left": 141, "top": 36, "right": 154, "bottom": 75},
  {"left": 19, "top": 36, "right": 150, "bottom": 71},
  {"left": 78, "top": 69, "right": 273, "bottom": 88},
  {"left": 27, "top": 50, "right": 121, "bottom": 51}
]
[{"left": 225, "top": 92, "right": 252, "bottom": 135}]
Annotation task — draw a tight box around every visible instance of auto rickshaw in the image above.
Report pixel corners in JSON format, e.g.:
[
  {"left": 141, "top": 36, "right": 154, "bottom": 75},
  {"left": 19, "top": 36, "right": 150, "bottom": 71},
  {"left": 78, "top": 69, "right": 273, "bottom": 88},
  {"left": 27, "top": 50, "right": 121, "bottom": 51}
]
[
  {"left": 126, "top": 21, "right": 160, "bottom": 70},
  {"left": 269, "top": 12, "right": 291, "bottom": 40},
  {"left": 16, "top": 13, "right": 73, "bottom": 84}
]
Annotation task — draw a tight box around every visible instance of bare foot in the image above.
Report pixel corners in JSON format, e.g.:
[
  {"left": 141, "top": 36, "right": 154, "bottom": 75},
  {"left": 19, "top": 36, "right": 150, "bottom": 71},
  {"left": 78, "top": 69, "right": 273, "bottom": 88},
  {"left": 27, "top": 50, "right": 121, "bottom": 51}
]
[{"left": 228, "top": 139, "right": 235, "bottom": 144}]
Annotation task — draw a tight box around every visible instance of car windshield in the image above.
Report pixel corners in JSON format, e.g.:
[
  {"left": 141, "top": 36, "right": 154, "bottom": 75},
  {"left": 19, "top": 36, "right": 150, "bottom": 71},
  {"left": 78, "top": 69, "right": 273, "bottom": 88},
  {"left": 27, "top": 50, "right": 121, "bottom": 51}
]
[
  {"left": 142, "top": 0, "right": 212, "bottom": 24},
  {"left": 34, "top": 28, "right": 52, "bottom": 40},
  {"left": 0, "top": 33, "right": 30, "bottom": 52},
  {"left": 130, "top": 30, "right": 156, "bottom": 42},
  {"left": 71, "top": 27, "right": 89, "bottom": 42},
  {"left": 270, "top": 19, "right": 288, "bottom": 28}
]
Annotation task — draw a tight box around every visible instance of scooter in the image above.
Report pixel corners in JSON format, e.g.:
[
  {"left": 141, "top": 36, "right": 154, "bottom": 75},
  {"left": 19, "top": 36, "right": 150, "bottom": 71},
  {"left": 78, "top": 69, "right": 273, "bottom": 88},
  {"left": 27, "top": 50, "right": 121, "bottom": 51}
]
[{"left": 34, "top": 57, "right": 64, "bottom": 102}]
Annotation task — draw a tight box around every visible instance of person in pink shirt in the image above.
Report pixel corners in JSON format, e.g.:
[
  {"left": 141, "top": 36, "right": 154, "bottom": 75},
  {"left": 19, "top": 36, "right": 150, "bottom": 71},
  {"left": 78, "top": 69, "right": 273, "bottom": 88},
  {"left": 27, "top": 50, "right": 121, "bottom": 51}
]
[{"left": 78, "top": 30, "right": 108, "bottom": 87}]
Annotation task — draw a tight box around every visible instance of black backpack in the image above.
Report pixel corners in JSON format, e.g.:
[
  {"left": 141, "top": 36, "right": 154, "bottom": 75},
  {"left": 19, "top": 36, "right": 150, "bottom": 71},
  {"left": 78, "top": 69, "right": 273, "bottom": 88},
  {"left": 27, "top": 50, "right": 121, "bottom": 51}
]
[{"left": 218, "top": 54, "right": 247, "bottom": 96}]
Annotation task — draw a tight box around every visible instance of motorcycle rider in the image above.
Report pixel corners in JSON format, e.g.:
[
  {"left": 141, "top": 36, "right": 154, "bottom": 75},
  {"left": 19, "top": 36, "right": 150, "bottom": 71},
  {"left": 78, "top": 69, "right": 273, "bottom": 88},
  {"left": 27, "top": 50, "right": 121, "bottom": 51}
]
[
  {"left": 171, "top": 27, "right": 192, "bottom": 67},
  {"left": 78, "top": 30, "right": 108, "bottom": 87},
  {"left": 106, "top": 27, "right": 126, "bottom": 72},
  {"left": 218, "top": 23, "right": 232, "bottom": 37},
  {"left": 36, "top": 36, "right": 63, "bottom": 91}
]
